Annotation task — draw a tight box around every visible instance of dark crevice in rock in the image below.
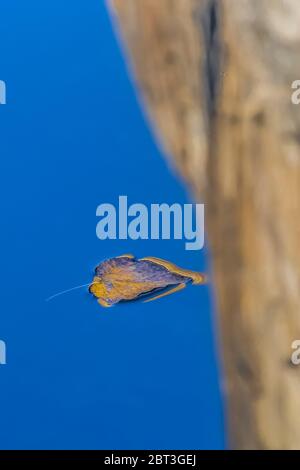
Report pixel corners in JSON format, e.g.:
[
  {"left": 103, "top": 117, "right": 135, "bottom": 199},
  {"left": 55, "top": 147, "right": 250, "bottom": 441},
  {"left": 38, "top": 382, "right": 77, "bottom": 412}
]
[{"left": 199, "top": 0, "right": 223, "bottom": 127}]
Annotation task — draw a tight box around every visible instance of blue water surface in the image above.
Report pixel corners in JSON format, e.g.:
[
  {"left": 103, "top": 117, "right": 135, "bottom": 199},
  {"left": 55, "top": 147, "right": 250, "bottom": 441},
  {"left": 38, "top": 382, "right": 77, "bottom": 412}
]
[{"left": 0, "top": 0, "right": 225, "bottom": 449}]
